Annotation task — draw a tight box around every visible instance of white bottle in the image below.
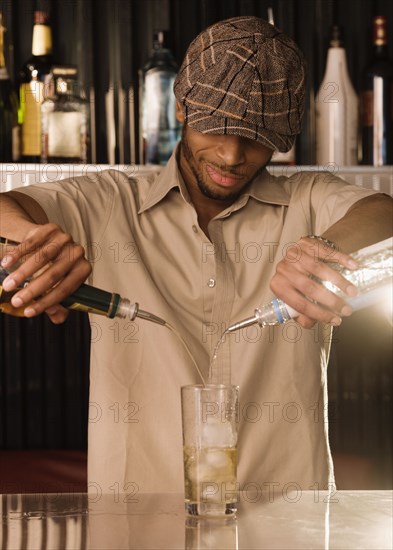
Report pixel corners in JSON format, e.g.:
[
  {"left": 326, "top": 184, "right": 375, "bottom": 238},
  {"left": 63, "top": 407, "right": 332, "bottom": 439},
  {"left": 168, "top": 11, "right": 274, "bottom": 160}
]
[{"left": 315, "top": 25, "right": 358, "bottom": 166}]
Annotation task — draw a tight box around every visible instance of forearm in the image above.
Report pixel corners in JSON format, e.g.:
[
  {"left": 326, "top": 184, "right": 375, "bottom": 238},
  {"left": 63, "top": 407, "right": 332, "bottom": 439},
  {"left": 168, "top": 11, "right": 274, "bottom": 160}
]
[
  {"left": 322, "top": 193, "right": 393, "bottom": 253},
  {"left": 271, "top": 193, "right": 393, "bottom": 328},
  {"left": 0, "top": 192, "right": 48, "bottom": 241}
]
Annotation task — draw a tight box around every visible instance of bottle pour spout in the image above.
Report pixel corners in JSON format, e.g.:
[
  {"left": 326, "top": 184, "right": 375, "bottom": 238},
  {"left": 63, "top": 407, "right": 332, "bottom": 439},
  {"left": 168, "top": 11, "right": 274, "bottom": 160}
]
[
  {"left": 115, "top": 299, "right": 167, "bottom": 326},
  {"left": 227, "top": 300, "right": 297, "bottom": 333},
  {"left": 226, "top": 312, "right": 260, "bottom": 333},
  {"left": 136, "top": 308, "right": 167, "bottom": 326}
]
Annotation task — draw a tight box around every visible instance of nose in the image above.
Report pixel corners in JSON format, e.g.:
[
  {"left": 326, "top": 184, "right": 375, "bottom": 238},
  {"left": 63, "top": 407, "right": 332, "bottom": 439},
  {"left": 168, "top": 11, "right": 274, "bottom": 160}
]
[{"left": 215, "top": 135, "right": 246, "bottom": 166}]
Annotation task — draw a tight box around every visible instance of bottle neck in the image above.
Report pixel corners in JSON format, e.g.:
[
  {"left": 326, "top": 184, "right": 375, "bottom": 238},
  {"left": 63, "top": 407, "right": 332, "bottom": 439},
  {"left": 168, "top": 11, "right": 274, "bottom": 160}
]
[
  {"left": 151, "top": 46, "right": 173, "bottom": 61},
  {"left": 32, "top": 23, "right": 52, "bottom": 56},
  {"left": 147, "top": 31, "right": 177, "bottom": 70},
  {"left": 372, "top": 17, "right": 389, "bottom": 58},
  {"left": 0, "top": 17, "right": 7, "bottom": 72},
  {"left": 324, "top": 46, "right": 350, "bottom": 78},
  {"left": 372, "top": 44, "right": 389, "bottom": 59},
  {"left": 145, "top": 47, "right": 178, "bottom": 74},
  {"left": 55, "top": 78, "right": 77, "bottom": 97}
]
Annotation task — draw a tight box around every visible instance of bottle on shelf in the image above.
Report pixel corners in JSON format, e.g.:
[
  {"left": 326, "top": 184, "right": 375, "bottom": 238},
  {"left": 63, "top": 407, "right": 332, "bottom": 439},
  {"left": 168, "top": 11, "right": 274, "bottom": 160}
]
[
  {"left": 0, "top": 12, "right": 20, "bottom": 162},
  {"left": 139, "top": 30, "right": 181, "bottom": 165},
  {"left": 267, "top": 6, "right": 296, "bottom": 166},
  {"left": 226, "top": 237, "right": 393, "bottom": 331},
  {"left": 19, "top": 10, "right": 55, "bottom": 163},
  {"left": 0, "top": 236, "right": 166, "bottom": 325},
  {"left": 315, "top": 24, "right": 358, "bottom": 166},
  {"left": 360, "top": 15, "right": 393, "bottom": 166},
  {"left": 41, "top": 66, "right": 89, "bottom": 163}
]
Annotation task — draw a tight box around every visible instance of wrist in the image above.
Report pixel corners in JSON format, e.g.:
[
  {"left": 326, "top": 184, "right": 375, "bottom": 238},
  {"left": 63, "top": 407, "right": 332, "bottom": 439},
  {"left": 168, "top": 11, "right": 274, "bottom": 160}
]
[{"left": 304, "top": 235, "right": 337, "bottom": 251}]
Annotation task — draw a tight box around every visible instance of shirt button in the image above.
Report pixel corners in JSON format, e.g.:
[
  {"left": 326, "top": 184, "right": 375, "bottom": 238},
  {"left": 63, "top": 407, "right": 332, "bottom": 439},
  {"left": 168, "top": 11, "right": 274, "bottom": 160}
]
[
  {"left": 207, "top": 278, "right": 216, "bottom": 288},
  {"left": 192, "top": 225, "right": 198, "bottom": 233}
]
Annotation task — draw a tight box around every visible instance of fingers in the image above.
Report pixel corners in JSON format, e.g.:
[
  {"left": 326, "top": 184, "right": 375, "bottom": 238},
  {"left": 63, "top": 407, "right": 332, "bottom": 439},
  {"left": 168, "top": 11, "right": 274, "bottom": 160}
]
[
  {"left": 270, "top": 237, "right": 360, "bottom": 326},
  {"left": 44, "top": 305, "right": 70, "bottom": 324},
  {"left": 298, "top": 237, "right": 358, "bottom": 283},
  {"left": 9, "top": 242, "right": 86, "bottom": 306},
  {"left": 1, "top": 223, "right": 73, "bottom": 273},
  {"left": 21, "top": 256, "right": 91, "bottom": 316},
  {"left": 1, "top": 223, "right": 92, "bottom": 320},
  {"left": 271, "top": 272, "right": 344, "bottom": 327}
]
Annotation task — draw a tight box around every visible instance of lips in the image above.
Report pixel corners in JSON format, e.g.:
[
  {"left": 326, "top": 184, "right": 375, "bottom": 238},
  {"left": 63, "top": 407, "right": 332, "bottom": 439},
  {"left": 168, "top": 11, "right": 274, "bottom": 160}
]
[{"left": 205, "top": 164, "right": 242, "bottom": 187}]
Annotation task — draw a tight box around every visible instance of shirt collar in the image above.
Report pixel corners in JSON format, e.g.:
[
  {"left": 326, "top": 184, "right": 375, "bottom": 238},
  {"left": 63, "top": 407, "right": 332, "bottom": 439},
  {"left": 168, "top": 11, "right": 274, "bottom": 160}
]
[
  {"left": 138, "top": 148, "right": 291, "bottom": 214},
  {"left": 232, "top": 168, "right": 291, "bottom": 209},
  {"left": 138, "top": 146, "right": 190, "bottom": 213}
]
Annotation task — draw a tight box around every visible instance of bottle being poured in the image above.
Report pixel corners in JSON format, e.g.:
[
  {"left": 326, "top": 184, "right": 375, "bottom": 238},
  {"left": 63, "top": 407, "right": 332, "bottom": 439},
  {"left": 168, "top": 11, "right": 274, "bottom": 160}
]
[
  {"left": 0, "top": 235, "right": 165, "bottom": 325},
  {"left": 226, "top": 237, "right": 392, "bottom": 333},
  {"left": 0, "top": 236, "right": 206, "bottom": 383}
]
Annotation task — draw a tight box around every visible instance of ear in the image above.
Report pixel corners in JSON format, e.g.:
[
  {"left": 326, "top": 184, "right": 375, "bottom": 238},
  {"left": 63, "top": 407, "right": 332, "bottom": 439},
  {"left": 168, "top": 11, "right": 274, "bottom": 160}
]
[{"left": 176, "top": 101, "right": 185, "bottom": 123}]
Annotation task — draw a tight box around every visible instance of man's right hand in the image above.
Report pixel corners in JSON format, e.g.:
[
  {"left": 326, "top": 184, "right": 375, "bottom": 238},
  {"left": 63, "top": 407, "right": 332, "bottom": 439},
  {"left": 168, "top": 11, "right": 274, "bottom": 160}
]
[{"left": 1, "top": 223, "right": 92, "bottom": 324}]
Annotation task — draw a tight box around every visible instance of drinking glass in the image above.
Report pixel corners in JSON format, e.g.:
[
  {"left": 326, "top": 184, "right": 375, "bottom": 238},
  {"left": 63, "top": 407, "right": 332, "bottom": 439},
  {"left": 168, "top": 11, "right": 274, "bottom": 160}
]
[{"left": 181, "top": 384, "right": 239, "bottom": 517}]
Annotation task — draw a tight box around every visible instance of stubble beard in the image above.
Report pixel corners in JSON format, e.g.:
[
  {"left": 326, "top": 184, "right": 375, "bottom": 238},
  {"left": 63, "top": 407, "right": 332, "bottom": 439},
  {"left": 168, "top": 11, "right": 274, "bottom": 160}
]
[{"left": 180, "top": 128, "right": 268, "bottom": 203}]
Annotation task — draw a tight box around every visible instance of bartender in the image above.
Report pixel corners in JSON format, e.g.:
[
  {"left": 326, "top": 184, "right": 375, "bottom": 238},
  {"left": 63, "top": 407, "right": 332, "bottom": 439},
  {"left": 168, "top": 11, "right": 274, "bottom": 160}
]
[{"left": 0, "top": 16, "right": 392, "bottom": 495}]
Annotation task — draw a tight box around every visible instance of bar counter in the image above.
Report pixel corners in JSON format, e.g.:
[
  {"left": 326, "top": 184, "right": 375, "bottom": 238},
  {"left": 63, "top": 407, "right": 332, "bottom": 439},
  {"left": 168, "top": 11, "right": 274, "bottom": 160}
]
[
  {"left": 1, "top": 163, "right": 392, "bottom": 194},
  {"left": 1, "top": 490, "right": 392, "bottom": 549}
]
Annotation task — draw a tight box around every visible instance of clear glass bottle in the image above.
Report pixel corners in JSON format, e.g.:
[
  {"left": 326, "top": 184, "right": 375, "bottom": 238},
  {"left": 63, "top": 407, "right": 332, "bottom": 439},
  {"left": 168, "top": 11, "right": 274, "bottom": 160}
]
[
  {"left": 0, "top": 13, "right": 20, "bottom": 162},
  {"left": 19, "top": 10, "right": 55, "bottom": 162},
  {"left": 41, "top": 66, "right": 89, "bottom": 163},
  {"left": 226, "top": 237, "right": 393, "bottom": 332},
  {"left": 315, "top": 24, "right": 358, "bottom": 166},
  {"left": 139, "top": 30, "right": 181, "bottom": 165}
]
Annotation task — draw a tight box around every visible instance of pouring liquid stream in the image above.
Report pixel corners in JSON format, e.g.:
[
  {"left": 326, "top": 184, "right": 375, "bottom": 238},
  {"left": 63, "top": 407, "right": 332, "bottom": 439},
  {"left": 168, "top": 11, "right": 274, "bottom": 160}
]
[
  {"left": 208, "top": 329, "right": 230, "bottom": 385},
  {"left": 164, "top": 322, "right": 207, "bottom": 386}
]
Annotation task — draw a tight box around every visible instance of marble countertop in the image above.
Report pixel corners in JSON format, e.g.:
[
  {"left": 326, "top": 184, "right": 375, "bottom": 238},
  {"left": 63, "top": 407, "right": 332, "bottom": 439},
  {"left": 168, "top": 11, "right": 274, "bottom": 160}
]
[{"left": 1, "top": 490, "right": 392, "bottom": 549}]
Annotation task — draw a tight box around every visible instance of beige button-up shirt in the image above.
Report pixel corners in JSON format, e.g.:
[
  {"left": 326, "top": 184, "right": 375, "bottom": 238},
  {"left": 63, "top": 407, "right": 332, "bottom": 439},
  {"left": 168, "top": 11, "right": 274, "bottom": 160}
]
[{"left": 15, "top": 153, "right": 377, "bottom": 496}]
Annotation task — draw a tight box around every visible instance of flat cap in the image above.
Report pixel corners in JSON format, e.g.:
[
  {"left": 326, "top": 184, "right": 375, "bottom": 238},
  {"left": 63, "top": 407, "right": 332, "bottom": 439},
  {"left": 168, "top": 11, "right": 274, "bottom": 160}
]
[{"left": 174, "top": 16, "right": 307, "bottom": 152}]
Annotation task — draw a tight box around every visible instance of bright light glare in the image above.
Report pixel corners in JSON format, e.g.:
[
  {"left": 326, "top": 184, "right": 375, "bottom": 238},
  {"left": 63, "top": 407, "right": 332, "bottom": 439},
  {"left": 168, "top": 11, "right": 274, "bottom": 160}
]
[{"left": 379, "top": 283, "right": 393, "bottom": 325}]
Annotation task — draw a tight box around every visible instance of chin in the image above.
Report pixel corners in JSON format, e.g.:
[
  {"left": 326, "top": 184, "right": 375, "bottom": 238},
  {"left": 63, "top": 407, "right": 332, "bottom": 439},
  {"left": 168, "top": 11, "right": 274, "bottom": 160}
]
[{"left": 198, "top": 179, "right": 244, "bottom": 202}]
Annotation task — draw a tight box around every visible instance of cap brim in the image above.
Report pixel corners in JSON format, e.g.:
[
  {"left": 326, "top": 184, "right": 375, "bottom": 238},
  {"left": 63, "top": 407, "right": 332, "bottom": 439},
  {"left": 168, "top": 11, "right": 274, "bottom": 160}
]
[{"left": 185, "top": 112, "right": 295, "bottom": 153}]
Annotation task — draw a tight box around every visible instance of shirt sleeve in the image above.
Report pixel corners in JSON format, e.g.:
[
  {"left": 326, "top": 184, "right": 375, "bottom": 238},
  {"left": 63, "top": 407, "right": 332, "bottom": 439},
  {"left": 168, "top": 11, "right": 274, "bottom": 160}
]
[
  {"left": 292, "top": 171, "right": 383, "bottom": 236},
  {"left": 10, "top": 169, "right": 129, "bottom": 250}
]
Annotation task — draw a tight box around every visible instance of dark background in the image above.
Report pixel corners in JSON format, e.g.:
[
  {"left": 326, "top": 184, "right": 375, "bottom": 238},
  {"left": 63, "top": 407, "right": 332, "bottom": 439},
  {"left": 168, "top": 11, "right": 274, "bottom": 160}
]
[
  {"left": 0, "top": 0, "right": 392, "bottom": 489},
  {"left": 1, "top": 0, "right": 392, "bottom": 164}
]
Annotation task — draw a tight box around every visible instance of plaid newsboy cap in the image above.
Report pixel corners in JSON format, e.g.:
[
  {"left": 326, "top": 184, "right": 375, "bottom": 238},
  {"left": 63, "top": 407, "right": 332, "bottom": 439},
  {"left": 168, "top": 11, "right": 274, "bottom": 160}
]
[{"left": 174, "top": 16, "right": 307, "bottom": 152}]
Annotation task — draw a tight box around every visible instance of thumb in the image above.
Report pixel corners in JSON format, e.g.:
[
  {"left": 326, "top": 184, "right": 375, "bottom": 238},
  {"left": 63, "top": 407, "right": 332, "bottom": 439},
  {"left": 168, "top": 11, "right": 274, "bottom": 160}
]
[{"left": 45, "top": 305, "right": 70, "bottom": 324}]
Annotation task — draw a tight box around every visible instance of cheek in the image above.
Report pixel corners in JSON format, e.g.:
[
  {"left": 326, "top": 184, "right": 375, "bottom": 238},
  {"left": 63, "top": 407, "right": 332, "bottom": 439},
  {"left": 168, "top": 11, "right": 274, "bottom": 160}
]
[
  {"left": 185, "top": 128, "right": 218, "bottom": 159},
  {"left": 242, "top": 154, "right": 268, "bottom": 176},
  {"left": 188, "top": 142, "right": 211, "bottom": 165}
]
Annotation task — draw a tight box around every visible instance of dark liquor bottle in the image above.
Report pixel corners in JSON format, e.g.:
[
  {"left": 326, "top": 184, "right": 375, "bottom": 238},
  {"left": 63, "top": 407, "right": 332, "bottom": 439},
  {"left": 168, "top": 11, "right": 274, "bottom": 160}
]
[
  {"left": 139, "top": 30, "right": 181, "bottom": 165},
  {"left": 0, "top": 262, "right": 139, "bottom": 319},
  {"left": 0, "top": 237, "right": 166, "bottom": 325},
  {"left": 41, "top": 66, "right": 89, "bottom": 163},
  {"left": 19, "top": 10, "right": 54, "bottom": 163},
  {"left": 361, "top": 16, "right": 393, "bottom": 166},
  {"left": 0, "top": 13, "right": 19, "bottom": 162}
]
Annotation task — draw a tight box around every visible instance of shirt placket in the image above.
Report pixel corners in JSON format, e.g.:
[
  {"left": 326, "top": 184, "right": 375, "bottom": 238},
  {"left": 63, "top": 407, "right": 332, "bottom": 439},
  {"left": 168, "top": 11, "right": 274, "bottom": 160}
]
[{"left": 205, "top": 218, "right": 235, "bottom": 385}]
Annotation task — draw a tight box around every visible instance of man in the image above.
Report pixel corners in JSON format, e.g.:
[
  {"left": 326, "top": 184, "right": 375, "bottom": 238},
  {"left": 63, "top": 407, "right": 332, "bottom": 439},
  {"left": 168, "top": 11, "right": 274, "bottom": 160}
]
[{"left": 0, "top": 17, "right": 392, "bottom": 495}]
